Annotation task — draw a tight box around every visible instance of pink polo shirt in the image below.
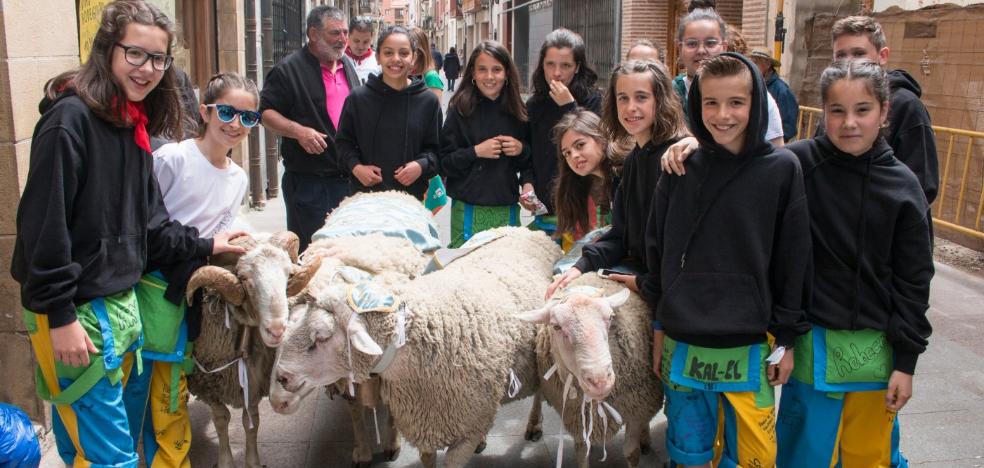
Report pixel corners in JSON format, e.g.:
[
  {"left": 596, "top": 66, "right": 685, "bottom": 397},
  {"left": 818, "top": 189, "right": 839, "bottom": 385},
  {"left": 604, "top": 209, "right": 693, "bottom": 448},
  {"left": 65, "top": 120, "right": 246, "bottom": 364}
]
[{"left": 321, "top": 60, "right": 350, "bottom": 130}]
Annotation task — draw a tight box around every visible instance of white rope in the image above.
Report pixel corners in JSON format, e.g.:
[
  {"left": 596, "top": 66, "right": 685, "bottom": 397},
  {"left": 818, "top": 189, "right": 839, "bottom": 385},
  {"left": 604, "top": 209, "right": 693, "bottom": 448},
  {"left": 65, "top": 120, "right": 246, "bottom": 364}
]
[
  {"left": 372, "top": 406, "right": 381, "bottom": 445},
  {"left": 238, "top": 359, "right": 254, "bottom": 429},
  {"left": 395, "top": 304, "right": 407, "bottom": 348},
  {"left": 597, "top": 404, "right": 609, "bottom": 462},
  {"left": 580, "top": 395, "right": 592, "bottom": 464},
  {"left": 224, "top": 302, "right": 234, "bottom": 329},
  {"left": 556, "top": 373, "right": 575, "bottom": 468},
  {"left": 508, "top": 368, "right": 522, "bottom": 398},
  {"left": 543, "top": 363, "right": 559, "bottom": 382}
]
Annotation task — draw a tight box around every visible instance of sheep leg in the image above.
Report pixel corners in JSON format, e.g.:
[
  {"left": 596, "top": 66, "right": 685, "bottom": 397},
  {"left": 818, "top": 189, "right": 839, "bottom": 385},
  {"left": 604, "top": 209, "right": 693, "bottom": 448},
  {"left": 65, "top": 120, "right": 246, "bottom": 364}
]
[
  {"left": 443, "top": 437, "right": 484, "bottom": 468},
  {"left": 574, "top": 439, "right": 590, "bottom": 468},
  {"left": 381, "top": 410, "right": 401, "bottom": 461},
  {"left": 524, "top": 392, "right": 544, "bottom": 441},
  {"left": 209, "top": 402, "right": 235, "bottom": 468},
  {"left": 243, "top": 403, "right": 263, "bottom": 468},
  {"left": 639, "top": 423, "right": 652, "bottom": 455},
  {"left": 419, "top": 451, "right": 437, "bottom": 468},
  {"left": 345, "top": 399, "right": 372, "bottom": 468},
  {"left": 621, "top": 417, "right": 645, "bottom": 468}
]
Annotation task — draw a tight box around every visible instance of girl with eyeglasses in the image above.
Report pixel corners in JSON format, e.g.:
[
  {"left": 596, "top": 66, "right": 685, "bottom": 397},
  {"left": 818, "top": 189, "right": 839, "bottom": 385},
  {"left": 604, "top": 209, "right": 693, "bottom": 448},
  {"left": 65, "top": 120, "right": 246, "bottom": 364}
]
[
  {"left": 123, "top": 72, "right": 256, "bottom": 468},
  {"left": 11, "top": 2, "right": 245, "bottom": 466}
]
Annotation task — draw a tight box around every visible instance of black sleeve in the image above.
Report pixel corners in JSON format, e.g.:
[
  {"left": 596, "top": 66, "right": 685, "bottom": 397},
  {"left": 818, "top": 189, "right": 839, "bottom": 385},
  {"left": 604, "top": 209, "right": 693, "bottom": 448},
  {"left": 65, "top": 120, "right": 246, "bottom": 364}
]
[
  {"left": 511, "top": 122, "right": 533, "bottom": 173},
  {"left": 146, "top": 170, "right": 213, "bottom": 266},
  {"left": 887, "top": 206, "right": 934, "bottom": 374},
  {"left": 639, "top": 174, "right": 670, "bottom": 312},
  {"left": 414, "top": 100, "right": 442, "bottom": 178},
  {"left": 581, "top": 91, "right": 603, "bottom": 115},
  {"left": 767, "top": 162, "right": 812, "bottom": 348},
  {"left": 890, "top": 109, "right": 939, "bottom": 204},
  {"left": 14, "top": 127, "right": 85, "bottom": 327},
  {"left": 439, "top": 109, "right": 477, "bottom": 179},
  {"left": 574, "top": 157, "right": 634, "bottom": 272},
  {"left": 519, "top": 101, "right": 537, "bottom": 186},
  {"left": 259, "top": 65, "right": 293, "bottom": 115},
  {"left": 336, "top": 95, "right": 363, "bottom": 173}
]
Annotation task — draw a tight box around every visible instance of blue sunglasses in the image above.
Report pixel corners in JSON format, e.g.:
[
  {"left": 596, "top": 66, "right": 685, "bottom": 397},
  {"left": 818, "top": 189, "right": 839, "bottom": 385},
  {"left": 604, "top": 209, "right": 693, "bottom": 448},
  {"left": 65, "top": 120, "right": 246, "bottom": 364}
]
[{"left": 206, "top": 104, "right": 261, "bottom": 128}]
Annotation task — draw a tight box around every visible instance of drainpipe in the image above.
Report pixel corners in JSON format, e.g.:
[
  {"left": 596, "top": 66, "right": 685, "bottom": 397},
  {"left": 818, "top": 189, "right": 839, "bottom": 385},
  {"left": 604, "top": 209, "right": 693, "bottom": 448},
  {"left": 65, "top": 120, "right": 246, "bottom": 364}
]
[
  {"left": 245, "top": 0, "right": 265, "bottom": 208},
  {"left": 774, "top": 0, "right": 786, "bottom": 58},
  {"left": 262, "top": 0, "right": 280, "bottom": 199}
]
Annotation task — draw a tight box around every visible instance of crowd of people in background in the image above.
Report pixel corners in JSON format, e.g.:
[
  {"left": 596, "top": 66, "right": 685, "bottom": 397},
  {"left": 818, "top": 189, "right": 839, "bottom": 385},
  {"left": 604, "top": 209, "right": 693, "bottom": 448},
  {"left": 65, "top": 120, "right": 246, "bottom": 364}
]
[{"left": 12, "top": 0, "right": 938, "bottom": 467}]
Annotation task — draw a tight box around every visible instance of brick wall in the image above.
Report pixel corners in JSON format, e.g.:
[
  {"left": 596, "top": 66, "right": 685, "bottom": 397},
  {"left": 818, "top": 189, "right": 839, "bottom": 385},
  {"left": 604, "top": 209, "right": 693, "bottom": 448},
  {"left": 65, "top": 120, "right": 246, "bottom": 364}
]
[
  {"left": 741, "top": 0, "right": 770, "bottom": 48},
  {"left": 621, "top": 0, "right": 671, "bottom": 60},
  {"left": 716, "top": 0, "right": 744, "bottom": 29}
]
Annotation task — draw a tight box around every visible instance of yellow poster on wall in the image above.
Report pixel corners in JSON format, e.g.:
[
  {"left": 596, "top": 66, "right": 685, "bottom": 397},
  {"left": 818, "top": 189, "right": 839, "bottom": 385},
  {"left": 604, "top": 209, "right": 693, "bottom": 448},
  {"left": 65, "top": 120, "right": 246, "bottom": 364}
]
[{"left": 78, "top": 0, "right": 114, "bottom": 63}]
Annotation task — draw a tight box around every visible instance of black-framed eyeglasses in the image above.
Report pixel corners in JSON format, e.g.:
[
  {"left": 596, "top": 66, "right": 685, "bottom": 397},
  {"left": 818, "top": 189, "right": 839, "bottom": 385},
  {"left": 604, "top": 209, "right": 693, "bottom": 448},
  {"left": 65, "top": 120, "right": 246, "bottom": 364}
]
[
  {"left": 115, "top": 43, "right": 173, "bottom": 71},
  {"left": 206, "top": 104, "right": 262, "bottom": 128}
]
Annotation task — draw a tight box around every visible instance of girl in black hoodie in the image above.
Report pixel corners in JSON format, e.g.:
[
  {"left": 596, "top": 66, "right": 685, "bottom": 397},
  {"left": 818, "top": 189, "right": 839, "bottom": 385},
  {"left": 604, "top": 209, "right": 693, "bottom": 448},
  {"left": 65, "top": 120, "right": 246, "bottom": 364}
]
[
  {"left": 546, "top": 60, "right": 688, "bottom": 298},
  {"left": 641, "top": 53, "right": 811, "bottom": 468},
  {"left": 10, "top": 3, "right": 244, "bottom": 465},
  {"left": 337, "top": 26, "right": 442, "bottom": 200},
  {"left": 439, "top": 41, "right": 529, "bottom": 248},
  {"left": 775, "top": 60, "right": 933, "bottom": 467}
]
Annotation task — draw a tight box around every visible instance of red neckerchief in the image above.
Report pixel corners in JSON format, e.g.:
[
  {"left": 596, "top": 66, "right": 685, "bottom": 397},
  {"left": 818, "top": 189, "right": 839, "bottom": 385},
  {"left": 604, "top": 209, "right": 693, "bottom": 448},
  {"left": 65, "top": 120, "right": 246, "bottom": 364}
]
[
  {"left": 345, "top": 46, "right": 373, "bottom": 64},
  {"left": 122, "top": 100, "right": 151, "bottom": 153}
]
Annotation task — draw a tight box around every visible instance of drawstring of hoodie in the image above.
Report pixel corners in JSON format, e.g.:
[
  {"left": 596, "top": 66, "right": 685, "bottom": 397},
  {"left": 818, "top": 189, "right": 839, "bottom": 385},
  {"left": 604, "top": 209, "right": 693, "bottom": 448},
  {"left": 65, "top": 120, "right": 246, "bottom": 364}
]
[
  {"left": 677, "top": 156, "right": 755, "bottom": 269},
  {"left": 851, "top": 157, "right": 873, "bottom": 328}
]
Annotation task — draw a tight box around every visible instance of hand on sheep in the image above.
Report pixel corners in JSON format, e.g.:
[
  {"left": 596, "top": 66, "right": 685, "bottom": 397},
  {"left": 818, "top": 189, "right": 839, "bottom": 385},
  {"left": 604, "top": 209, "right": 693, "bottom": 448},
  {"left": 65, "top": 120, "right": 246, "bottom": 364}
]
[
  {"left": 394, "top": 162, "right": 423, "bottom": 186},
  {"left": 50, "top": 320, "right": 99, "bottom": 368},
  {"left": 497, "top": 135, "right": 524, "bottom": 157},
  {"left": 767, "top": 345, "right": 794, "bottom": 386},
  {"left": 518, "top": 183, "right": 537, "bottom": 211},
  {"left": 886, "top": 371, "right": 913, "bottom": 411},
  {"left": 660, "top": 136, "right": 698, "bottom": 176},
  {"left": 651, "top": 330, "right": 665, "bottom": 380},
  {"left": 353, "top": 164, "right": 384, "bottom": 187},
  {"left": 212, "top": 230, "right": 249, "bottom": 255},
  {"left": 608, "top": 273, "right": 639, "bottom": 293},
  {"left": 545, "top": 267, "right": 581, "bottom": 299},
  {"left": 475, "top": 138, "right": 503, "bottom": 159}
]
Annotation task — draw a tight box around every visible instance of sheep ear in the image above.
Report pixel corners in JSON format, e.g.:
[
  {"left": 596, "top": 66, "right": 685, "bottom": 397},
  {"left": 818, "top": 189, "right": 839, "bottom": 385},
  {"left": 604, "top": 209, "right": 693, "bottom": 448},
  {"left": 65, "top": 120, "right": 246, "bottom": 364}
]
[
  {"left": 604, "top": 288, "right": 631, "bottom": 309},
  {"left": 348, "top": 318, "right": 384, "bottom": 356},
  {"left": 516, "top": 305, "right": 552, "bottom": 324}
]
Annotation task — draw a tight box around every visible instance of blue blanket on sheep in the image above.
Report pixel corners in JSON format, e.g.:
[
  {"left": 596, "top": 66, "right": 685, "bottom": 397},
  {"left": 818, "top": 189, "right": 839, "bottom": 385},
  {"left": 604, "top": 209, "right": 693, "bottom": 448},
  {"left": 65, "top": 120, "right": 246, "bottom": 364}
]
[{"left": 312, "top": 192, "right": 442, "bottom": 253}]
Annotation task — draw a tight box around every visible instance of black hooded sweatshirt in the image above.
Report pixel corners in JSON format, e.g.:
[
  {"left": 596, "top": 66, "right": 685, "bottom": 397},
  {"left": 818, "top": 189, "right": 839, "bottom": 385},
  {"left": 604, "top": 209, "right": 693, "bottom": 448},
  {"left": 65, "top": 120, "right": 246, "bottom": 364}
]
[
  {"left": 816, "top": 69, "right": 938, "bottom": 204},
  {"left": 640, "top": 53, "right": 811, "bottom": 349},
  {"left": 336, "top": 74, "right": 443, "bottom": 200},
  {"left": 574, "top": 138, "right": 680, "bottom": 274},
  {"left": 11, "top": 93, "right": 213, "bottom": 328},
  {"left": 439, "top": 94, "right": 531, "bottom": 206},
  {"left": 521, "top": 90, "right": 602, "bottom": 214},
  {"left": 788, "top": 135, "right": 933, "bottom": 374}
]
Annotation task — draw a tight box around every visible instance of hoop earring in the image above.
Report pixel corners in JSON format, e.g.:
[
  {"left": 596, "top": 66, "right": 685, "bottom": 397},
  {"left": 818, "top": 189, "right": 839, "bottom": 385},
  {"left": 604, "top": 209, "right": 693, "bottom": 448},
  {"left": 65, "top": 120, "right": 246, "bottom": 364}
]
[{"left": 471, "top": 79, "right": 476, "bottom": 85}]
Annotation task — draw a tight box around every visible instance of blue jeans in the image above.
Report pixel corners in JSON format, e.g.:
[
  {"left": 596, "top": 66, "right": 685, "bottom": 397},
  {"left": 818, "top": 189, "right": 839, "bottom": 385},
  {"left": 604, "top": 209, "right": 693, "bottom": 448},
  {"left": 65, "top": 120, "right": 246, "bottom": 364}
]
[{"left": 282, "top": 171, "right": 350, "bottom": 252}]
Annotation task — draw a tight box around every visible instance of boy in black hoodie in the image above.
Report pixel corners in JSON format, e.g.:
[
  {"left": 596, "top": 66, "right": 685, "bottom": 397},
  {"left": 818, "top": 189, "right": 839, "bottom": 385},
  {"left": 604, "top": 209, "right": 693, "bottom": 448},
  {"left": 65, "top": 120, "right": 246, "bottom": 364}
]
[
  {"left": 640, "top": 53, "right": 810, "bottom": 468},
  {"left": 776, "top": 60, "right": 933, "bottom": 468},
  {"left": 336, "top": 26, "right": 442, "bottom": 201},
  {"left": 822, "top": 16, "right": 938, "bottom": 205}
]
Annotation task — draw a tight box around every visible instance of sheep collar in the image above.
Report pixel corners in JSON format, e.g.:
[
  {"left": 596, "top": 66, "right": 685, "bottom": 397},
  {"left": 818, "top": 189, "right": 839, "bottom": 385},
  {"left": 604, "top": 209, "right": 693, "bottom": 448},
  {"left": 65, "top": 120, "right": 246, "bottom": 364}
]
[
  {"left": 553, "top": 285, "right": 604, "bottom": 302},
  {"left": 368, "top": 302, "right": 407, "bottom": 375}
]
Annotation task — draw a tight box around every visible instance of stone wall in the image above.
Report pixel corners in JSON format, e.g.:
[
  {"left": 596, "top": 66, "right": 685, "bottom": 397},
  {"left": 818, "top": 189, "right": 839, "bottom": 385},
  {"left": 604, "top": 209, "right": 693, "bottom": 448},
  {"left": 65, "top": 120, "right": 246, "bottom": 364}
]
[{"left": 0, "top": 0, "right": 81, "bottom": 424}]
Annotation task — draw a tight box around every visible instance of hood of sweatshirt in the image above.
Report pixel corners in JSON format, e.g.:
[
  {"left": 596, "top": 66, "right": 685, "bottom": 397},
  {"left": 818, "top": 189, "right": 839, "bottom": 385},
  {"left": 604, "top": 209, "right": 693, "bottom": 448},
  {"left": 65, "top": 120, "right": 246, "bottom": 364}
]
[
  {"left": 687, "top": 52, "right": 772, "bottom": 158},
  {"left": 365, "top": 72, "right": 428, "bottom": 96},
  {"left": 887, "top": 69, "right": 921, "bottom": 98}
]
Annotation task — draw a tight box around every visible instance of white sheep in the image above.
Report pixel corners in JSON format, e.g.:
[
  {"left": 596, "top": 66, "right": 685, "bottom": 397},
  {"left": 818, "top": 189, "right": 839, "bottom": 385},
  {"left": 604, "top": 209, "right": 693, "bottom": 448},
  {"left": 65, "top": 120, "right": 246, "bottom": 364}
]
[
  {"left": 518, "top": 272, "right": 663, "bottom": 468},
  {"left": 270, "top": 227, "right": 562, "bottom": 468},
  {"left": 184, "top": 232, "right": 321, "bottom": 468}
]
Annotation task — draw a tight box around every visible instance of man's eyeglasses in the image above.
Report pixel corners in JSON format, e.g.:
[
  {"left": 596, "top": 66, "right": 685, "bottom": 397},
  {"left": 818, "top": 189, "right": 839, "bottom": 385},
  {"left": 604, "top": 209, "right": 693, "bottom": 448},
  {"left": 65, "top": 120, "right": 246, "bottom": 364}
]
[
  {"left": 115, "top": 43, "right": 174, "bottom": 71},
  {"left": 682, "top": 39, "right": 723, "bottom": 51},
  {"left": 206, "top": 104, "right": 262, "bottom": 128}
]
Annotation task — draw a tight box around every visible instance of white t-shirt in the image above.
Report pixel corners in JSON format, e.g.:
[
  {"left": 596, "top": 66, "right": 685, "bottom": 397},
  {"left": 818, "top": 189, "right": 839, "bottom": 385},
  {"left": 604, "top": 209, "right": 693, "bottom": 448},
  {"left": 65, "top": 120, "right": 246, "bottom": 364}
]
[
  {"left": 153, "top": 139, "right": 249, "bottom": 238},
  {"left": 685, "top": 76, "right": 785, "bottom": 141},
  {"left": 351, "top": 54, "right": 380, "bottom": 86}
]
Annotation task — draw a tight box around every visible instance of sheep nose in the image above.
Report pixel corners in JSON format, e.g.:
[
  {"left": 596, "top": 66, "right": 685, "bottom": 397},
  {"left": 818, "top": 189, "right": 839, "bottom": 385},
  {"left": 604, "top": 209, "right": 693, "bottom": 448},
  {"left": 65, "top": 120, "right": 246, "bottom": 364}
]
[
  {"left": 265, "top": 322, "right": 286, "bottom": 340},
  {"left": 276, "top": 371, "right": 293, "bottom": 389}
]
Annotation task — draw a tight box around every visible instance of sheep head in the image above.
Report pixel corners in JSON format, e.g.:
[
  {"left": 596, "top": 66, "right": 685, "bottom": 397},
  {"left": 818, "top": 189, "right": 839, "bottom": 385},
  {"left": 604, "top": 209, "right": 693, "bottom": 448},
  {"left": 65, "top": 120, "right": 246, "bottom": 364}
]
[
  {"left": 187, "top": 231, "right": 319, "bottom": 347},
  {"left": 518, "top": 288, "right": 630, "bottom": 401},
  {"left": 270, "top": 280, "right": 394, "bottom": 415}
]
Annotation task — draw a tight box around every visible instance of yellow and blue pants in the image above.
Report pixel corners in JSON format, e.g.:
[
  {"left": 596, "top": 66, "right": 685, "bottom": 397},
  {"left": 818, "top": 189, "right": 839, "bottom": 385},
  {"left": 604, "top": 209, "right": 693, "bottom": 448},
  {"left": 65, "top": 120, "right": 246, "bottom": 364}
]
[
  {"left": 26, "top": 293, "right": 143, "bottom": 468},
  {"left": 124, "top": 272, "right": 193, "bottom": 468},
  {"left": 776, "top": 325, "right": 908, "bottom": 468},
  {"left": 776, "top": 378, "right": 905, "bottom": 468},
  {"left": 662, "top": 338, "right": 777, "bottom": 467}
]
